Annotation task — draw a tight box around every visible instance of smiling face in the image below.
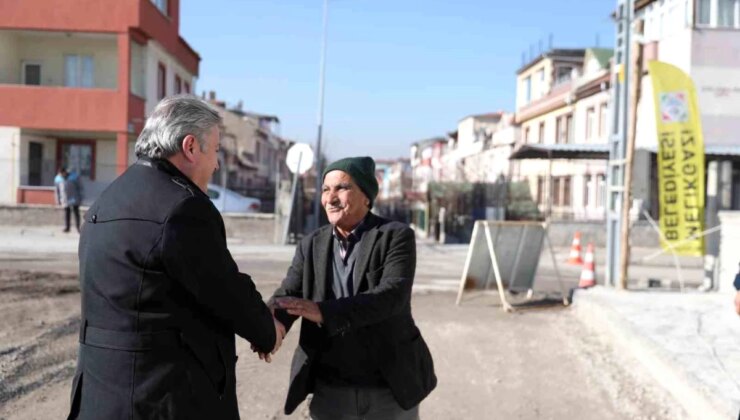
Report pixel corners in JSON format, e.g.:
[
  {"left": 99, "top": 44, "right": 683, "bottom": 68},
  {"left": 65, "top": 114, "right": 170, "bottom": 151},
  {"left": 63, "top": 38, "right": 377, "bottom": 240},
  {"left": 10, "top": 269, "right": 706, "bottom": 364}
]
[{"left": 321, "top": 170, "right": 370, "bottom": 236}]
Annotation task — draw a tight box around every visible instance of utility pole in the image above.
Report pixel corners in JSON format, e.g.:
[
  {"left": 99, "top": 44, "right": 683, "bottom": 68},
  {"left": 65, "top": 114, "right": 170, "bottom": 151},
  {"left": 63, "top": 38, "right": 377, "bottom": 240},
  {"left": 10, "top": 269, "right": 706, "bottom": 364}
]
[
  {"left": 312, "top": 0, "right": 329, "bottom": 230},
  {"left": 606, "top": 0, "right": 633, "bottom": 287},
  {"left": 618, "top": 19, "right": 644, "bottom": 290}
]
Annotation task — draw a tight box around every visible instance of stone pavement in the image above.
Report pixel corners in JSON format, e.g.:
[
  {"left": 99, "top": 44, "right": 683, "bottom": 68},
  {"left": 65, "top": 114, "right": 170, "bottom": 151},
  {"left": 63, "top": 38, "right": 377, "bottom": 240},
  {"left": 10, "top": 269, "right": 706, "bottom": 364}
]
[{"left": 573, "top": 286, "right": 740, "bottom": 419}]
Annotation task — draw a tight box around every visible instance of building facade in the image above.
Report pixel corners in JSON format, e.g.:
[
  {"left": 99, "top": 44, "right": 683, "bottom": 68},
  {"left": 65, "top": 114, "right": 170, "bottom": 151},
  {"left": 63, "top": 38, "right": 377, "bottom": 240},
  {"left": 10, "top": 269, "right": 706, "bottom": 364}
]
[
  {"left": 632, "top": 0, "right": 740, "bottom": 212},
  {"left": 0, "top": 0, "right": 199, "bottom": 205},
  {"left": 513, "top": 48, "right": 612, "bottom": 220}
]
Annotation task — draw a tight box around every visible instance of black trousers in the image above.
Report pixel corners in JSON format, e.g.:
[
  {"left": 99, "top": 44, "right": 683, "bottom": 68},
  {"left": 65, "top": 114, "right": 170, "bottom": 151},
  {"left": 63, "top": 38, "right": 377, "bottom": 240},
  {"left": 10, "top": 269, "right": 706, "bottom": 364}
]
[{"left": 65, "top": 206, "right": 80, "bottom": 231}]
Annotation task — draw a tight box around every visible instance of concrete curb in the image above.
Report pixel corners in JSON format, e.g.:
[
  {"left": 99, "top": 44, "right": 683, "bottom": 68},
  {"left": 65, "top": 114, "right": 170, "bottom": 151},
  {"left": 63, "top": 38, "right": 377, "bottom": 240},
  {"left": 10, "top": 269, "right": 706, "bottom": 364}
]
[{"left": 572, "top": 287, "right": 733, "bottom": 420}]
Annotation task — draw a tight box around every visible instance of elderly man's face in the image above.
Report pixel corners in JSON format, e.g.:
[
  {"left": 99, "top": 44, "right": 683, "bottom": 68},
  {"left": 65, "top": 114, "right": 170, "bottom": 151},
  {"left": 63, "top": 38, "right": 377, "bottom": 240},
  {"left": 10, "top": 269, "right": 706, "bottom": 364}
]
[
  {"left": 321, "top": 170, "right": 369, "bottom": 234},
  {"left": 191, "top": 126, "right": 221, "bottom": 192}
]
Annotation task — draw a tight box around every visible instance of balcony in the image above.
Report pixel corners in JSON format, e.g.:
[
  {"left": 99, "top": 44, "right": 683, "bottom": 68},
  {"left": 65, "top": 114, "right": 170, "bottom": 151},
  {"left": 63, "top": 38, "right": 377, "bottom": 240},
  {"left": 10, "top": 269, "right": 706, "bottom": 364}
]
[
  {"left": 0, "top": 85, "right": 126, "bottom": 132},
  {"left": 0, "top": 30, "right": 130, "bottom": 132}
]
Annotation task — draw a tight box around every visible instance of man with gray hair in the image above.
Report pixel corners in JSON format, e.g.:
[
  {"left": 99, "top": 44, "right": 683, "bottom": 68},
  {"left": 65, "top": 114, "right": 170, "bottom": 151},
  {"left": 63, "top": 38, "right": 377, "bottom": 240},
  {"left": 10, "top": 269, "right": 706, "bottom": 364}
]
[{"left": 66, "top": 95, "right": 284, "bottom": 420}]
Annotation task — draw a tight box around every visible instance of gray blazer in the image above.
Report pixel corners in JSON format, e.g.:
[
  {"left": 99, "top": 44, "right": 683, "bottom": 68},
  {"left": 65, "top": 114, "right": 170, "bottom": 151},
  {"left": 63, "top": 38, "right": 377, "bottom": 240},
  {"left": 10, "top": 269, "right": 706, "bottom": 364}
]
[{"left": 271, "top": 212, "right": 437, "bottom": 415}]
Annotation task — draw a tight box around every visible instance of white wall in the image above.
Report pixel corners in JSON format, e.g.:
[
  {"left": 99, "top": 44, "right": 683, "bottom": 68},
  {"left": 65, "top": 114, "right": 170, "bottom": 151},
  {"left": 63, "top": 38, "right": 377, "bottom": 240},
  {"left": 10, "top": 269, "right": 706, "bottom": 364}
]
[
  {"left": 145, "top": 41, "right": 196, "bottom": 115},
  {"left": 0, "top": 31, "right": 20, "bottom": 84},
  {"left": 573, "top": 90, "right": 610, "bottom": 144},
  {"left": 0, "top": 127, "right": 21, "bottom": 203},
  {"left": 691, "top": 29, "right": 740, "bottom": 146}
]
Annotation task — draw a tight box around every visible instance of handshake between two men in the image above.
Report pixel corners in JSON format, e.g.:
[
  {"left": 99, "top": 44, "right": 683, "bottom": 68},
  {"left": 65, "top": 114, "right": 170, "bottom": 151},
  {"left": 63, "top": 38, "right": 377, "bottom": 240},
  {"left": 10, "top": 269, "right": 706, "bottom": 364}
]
[
  {"left": 66, "top": 95, "right": 435, "bottom": 420},
  {"left": 253, "top": 297, "right": 321, "bottom": 363}
]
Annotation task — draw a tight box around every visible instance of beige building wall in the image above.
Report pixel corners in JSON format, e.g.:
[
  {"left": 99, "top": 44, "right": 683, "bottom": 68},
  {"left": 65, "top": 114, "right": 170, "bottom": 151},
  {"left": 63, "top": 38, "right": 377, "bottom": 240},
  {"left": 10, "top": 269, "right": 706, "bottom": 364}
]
[
  {"left": 573, "top": 90, "right": 610, "bottom": 145},
  {"left": 11, "top": 31, "right": 119, "bottom": 88},
  {"left": 145, "top": 41, "right": 196, "bottom": 115},
  {"left": 0, "top": 31, "right": 20, "bottom": 84},
  {"left": 96, "top": 139, "right": 118, "bottom": 183},
  {"left": 516, "top": 59, "right": 553, "bottom": 109}
]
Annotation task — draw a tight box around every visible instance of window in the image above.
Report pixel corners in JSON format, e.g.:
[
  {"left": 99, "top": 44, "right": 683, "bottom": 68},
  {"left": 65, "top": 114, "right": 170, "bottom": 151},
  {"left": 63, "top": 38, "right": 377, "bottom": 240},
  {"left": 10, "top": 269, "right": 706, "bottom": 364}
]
[
  {"left": 523, "top": 76, "right": 531, "bottom": 103},
  {"left": 583, "top": 175, "right": 591, "bottom": 207},
  {"left": 64, "top": 55, "right": 94, "bottom": 88},
  {"left": 151, "top": 0, "right": 168, "bottom": 15},
  {"left": 556, "top": 114, "right": 574, "bottom": 144},
  {"left": 536, "top": 69, "right": 545, "bottom": 99},
  {"left": 697, "top": 0, "right": 740, "bottom": 28},
  {"left": 157, "top": 63, "right": 166, "bottom": 100},
  {"left": 524, "top": 127, "right": 530, "bottom": 144},
  {"left": 566, "top": 114, "right": 574, "bottom": 143},
  {"left": 595, "top": 174, "right": 606, "bottom": 208},
  {"left": 28, "top": 142, "right": 43, "bottom": 186},
  {"left": 537, "top": 176, "right": 546, "bottom": 205},
  {"left": 58, "top": 141, "right": 95, "bottom": 180},
  {"left": 174, "top": 75, "right": 182, "bottom": 95},
  {"left": 553, "top": 178, "right": 561, "bottom": 206},
  {"left": 183, "top": 81, "right": 190, "bottom": 94},
  {"left": 22, "top": 62, "right": 41, "bottom": 85},
  {"left": 698, "top": 0, "right": 712, "bottom": 24},
  {"left": 599, "top": 103, "right": 608, "bottom": 138},
  {"left": 538, "top": 122, "right": 545, "bottom": 144},
  {"left": 586, "top": 107, "right": 596, "bottom": 140},
  {"left": 563, "top": 177, "right": 571, "bottom": 206},
  {"left": 718, "top": 0, "right": 739, "bottom": 27},
  {"left": 555, "top": 66, "right": 573, "bottom": 85}
]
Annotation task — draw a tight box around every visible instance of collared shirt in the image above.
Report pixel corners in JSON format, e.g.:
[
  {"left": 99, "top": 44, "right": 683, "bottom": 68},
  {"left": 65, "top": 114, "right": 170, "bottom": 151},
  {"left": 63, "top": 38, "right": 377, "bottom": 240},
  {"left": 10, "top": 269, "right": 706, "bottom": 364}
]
[
  {"left": 329, "top": 213, "right": 371, "bottom": 299},
  {"left": 332, "top": 213, "right": 371, "bottom": 264}
]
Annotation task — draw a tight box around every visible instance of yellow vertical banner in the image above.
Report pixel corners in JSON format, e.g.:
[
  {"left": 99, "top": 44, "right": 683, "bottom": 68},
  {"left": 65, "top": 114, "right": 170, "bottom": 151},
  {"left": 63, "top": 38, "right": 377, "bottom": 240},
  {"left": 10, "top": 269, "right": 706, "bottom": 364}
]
[{"left": 647, "top": 61, "right": 705, "bottom": 256}]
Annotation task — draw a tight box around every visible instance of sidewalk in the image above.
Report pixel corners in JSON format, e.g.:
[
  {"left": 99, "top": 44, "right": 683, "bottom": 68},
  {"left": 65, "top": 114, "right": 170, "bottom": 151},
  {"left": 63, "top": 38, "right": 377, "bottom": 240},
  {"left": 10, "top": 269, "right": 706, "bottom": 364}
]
[{"left": 573, "top": 286, "right": 740, "bottom": 420}]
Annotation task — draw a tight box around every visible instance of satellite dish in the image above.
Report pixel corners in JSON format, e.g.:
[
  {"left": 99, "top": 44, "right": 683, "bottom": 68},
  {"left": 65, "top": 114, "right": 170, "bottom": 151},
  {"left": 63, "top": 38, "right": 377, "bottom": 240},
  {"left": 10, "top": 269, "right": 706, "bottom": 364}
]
[{"left": 286, "top": 143, "right": 315, "bottom": 175}]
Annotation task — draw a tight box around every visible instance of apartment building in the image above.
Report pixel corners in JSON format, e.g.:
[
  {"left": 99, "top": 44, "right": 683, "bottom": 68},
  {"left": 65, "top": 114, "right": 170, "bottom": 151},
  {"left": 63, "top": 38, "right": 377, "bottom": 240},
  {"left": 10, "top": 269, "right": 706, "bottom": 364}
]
[
  {"left": 512, "top": 48, "right": 612, "bottom": 220},
  {"left": 443, "top": 112, "right": 518, "bottom": 183},
  {"left": 631, "top": 0, "right": 740, "bottom": 212},
  {"left": 0, "top": 0, "right": 199, "bottom": 205},
  {"left": 206, "top": 92, "right": 290, "bottom": 211}
]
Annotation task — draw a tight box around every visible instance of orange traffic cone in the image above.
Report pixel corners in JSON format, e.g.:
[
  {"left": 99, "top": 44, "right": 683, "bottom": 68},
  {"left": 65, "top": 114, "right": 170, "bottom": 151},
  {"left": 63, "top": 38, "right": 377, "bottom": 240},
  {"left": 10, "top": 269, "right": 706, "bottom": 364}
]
[
  {"left": 579, "top": 243, "right": 596, "bottom": 288},
  {"left": 567, "top": 232, "right": 583, "bottom": 265}
]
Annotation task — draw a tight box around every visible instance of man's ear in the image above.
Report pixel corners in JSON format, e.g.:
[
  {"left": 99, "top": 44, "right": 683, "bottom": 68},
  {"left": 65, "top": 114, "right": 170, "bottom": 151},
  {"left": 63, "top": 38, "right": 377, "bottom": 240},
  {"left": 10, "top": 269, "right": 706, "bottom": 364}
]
[{"left": 181, "top": 135, "right": 197, "bottom": 163}]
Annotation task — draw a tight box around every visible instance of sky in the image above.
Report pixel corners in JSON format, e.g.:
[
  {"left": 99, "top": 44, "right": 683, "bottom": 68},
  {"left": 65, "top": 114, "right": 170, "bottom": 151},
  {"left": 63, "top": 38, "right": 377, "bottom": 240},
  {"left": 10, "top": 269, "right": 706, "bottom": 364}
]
[{"left": 180, "top": 0, "right": 616, "bottom": 161}]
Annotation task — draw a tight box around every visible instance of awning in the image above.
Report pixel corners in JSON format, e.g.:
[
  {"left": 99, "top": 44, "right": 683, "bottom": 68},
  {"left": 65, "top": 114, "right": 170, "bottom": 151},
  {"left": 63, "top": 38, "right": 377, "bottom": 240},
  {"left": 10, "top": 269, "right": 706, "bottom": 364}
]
[
  {"left": 509, "top": 143, "right": 609, "bottom": 160},
  {"left": 510, "top": 143, "right": 740, "bottom": 161}
]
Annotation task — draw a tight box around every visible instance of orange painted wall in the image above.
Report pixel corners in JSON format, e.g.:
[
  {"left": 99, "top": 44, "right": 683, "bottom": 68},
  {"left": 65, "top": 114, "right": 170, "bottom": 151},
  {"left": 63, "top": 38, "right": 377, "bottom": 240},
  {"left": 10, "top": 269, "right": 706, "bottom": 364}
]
[{"left": 0, "top": 85, "right": 124, "bottom": 132}]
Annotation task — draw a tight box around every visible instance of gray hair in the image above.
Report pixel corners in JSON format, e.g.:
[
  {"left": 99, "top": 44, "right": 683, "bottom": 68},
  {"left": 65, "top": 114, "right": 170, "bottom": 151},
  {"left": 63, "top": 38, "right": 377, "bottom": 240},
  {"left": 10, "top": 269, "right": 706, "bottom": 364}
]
[{"left": 134, "top": 95, "right": 222, "bottom": 159}]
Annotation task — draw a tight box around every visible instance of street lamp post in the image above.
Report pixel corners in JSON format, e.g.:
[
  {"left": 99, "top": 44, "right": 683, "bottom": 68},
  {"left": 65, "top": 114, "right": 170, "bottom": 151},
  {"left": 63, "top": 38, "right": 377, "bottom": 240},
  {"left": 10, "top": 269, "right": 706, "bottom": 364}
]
[{"left": 313, "top": 0, "right": 329, "bottom": 230}]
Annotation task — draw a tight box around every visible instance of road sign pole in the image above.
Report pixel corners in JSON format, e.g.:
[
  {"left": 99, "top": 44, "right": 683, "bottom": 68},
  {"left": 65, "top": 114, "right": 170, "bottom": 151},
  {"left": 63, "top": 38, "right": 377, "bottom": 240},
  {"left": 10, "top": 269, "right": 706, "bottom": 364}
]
[{"left": 282, "top": 152, "right": 303, "bottom": 245}]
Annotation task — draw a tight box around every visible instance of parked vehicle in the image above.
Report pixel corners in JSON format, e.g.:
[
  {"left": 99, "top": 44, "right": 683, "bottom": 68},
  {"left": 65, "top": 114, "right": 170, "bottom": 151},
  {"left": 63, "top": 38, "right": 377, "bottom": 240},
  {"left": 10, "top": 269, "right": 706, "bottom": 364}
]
[{"left": 207, "top": 184, "right": 261, "bottom": 213}]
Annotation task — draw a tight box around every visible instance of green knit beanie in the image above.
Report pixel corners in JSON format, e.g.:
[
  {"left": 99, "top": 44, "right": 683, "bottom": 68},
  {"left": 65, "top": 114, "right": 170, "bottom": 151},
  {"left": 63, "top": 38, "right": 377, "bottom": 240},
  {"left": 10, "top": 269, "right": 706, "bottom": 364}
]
[{"left": 322, "top": 156, "right": 379, "bottom": 208}]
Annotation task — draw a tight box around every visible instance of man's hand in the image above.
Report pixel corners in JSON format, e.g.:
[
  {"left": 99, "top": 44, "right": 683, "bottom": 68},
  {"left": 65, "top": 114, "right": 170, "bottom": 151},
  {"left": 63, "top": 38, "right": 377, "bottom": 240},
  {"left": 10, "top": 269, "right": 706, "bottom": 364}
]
[
  {"left": 734, "top": 291, "right": 740, "bottom": 316},
  {"left": 275, "top": 297, "right": 324, "bottom": 325},
  {"left": 252, "top": 318, "right": 285, "bottom": 363}
]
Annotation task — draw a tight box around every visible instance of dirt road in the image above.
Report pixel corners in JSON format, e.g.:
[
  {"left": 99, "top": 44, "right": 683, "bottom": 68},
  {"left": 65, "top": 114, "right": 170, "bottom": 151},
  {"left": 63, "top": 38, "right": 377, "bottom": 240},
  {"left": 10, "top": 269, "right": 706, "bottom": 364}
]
[{"left": 0, "top": 244, "right": 685, "bottom": 419}]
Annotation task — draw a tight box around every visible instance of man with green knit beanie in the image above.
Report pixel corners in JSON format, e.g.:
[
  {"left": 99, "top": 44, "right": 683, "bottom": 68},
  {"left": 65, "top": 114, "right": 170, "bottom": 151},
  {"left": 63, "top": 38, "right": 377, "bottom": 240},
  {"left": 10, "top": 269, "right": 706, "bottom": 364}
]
[
  {"left": 267, "top": 156, "right": 437, "bottom": 419},
  {"left": 321, "top": 156, "right": 379, "bottom": 209}
]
